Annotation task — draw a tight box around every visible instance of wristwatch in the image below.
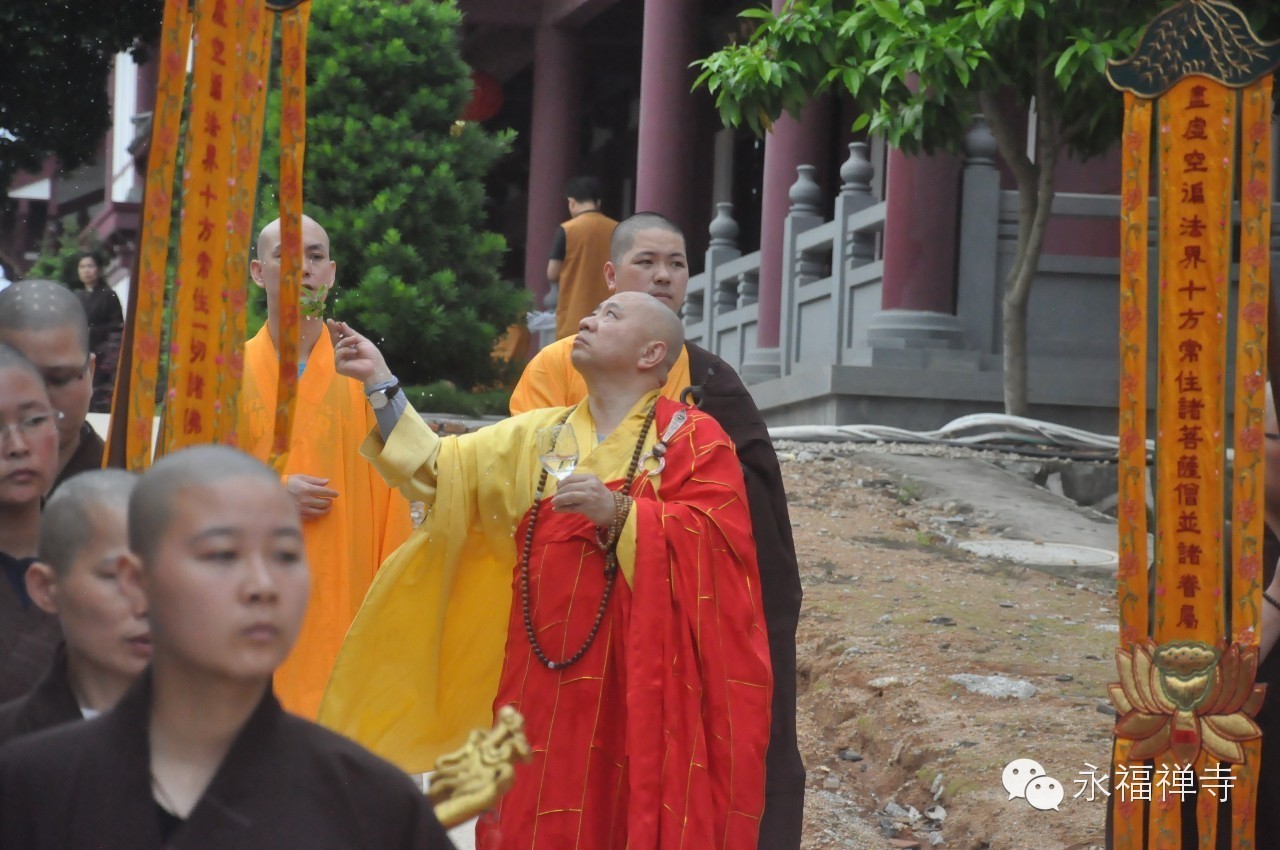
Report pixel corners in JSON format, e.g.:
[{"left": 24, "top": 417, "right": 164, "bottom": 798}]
[{"left": 366, "top": 380, "right": 401, "bottom": 410}]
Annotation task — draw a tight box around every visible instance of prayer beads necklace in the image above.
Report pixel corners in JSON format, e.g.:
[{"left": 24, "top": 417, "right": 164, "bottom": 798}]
[{"left": 519, "top": 403, "right": 656, "bottom": 671}]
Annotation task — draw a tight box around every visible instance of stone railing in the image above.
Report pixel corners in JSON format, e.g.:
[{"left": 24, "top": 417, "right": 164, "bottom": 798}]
[
  {"left": 689, "top": 113, "right": 1280, "bottom": 390},
  {"left": 685, "top": 142, "right": 886, "bottom": 377}
]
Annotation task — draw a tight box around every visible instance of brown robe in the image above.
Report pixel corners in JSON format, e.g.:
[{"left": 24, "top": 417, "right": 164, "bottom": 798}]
[
  {"left": 0, "top": 642, "right": 80, "bottom": 746},
  {"left": 0, "top": 553, "right": 61, "bottom": 703},
  {"left": 0, "top": 672, "right": 455, "bottom": 849},
  {"left": 50, "top": 421, "right": 107, "bottom": 494},
  {"left": 685, "top": 342, "right": 806, "bottom": 849}
]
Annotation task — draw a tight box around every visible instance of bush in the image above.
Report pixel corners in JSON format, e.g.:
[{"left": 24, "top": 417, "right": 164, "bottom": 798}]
[{"left": 256, "top": 0, "right": 528, "bottom": 389}]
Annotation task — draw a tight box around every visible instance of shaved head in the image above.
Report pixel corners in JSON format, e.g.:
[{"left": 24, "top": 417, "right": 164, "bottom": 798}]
[
  {"left": 129, "top": 446, "right": 288, "bottom": 565},
  {"left": 39, "top": 469, "right": 139, "bottom": 576},
  {"left": 610, "top": 212, "right": 683, "bottom": 264},
  {"left": 0, "top": 279, "right": 90, "bottom": 356},
  {"left": 256, "top": 214, "right": 326, "bottom": 259},
  {"left": 0, "top": 341, "right": 43, "bottom": 382},
  {"left": 614, "top": 291, "right": 684, "bottom": 372}
]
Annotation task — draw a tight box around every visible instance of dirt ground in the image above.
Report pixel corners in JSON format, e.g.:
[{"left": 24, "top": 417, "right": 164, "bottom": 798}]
[{"left": 781, "top": 445, "right": 1116, "bottom": 850}]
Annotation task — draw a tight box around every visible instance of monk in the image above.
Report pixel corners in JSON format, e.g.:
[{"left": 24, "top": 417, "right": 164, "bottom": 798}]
[
  {"left": 0, "top": 343, "right": 62, "bottom": 701},
  {"left": 509, "top": 211, "right": 806, "bottom": 847},
  {"left": 0, "top": 445, "right": 454, "bottom": 849},
  {"left": 320, "top": 292, "right": 773, "bottom": 849},
  {"left": 0, "top": 469, "right": 150, "bottom": 744},
  {"left": 0, "top": 280, "right": 104, "bottom": 492},
  {"left": 237, "top": 214, "right": 412, "bottom": 717}
]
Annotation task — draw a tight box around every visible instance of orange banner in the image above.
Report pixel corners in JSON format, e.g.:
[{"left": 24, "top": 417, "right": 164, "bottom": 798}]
[
  {"left": 1117, "top": 92, "right": 1152, "bottom": 650},
  {"left": 161, "top": 0, "right": 243, "bottom": 453},
  {"left": 270, "top": 3, "right": 311, "bottom": 471},
  {"left": 1154, "top": 76, "right": 1236, "bottom": 645},
  {"left": 215, "top": 3, "right": 274, "bottom": 446},
  {"left": 1113, "top": 94, "right": 1153, "bottom": 850},
  {"left": 1226, "top": 78, "right": 1272, "bottom": 850},
  {"left": 115, "top": 0, "right": 191, "bottom": 469},
  {"left": 1232, "top": 77, "right": 1273, "bottom": 647}
]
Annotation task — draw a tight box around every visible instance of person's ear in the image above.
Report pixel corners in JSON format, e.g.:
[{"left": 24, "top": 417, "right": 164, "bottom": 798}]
[
  {"left": 249, "top": 258, "right": 266, "bottom": 289},
  {"left": 118, "top": 552, "right": 149, "bottom": 619},
  {"left": 604, "top": 261, "right": 618, "bottom": 293},
  {"left": 86, "top": 352, "right": 96, "bottom": 382},
  {"left": 637, "top": 340, "right": 667, "bottom": 372},
  {"left": 25, "top": 562, "right": 60, "bottom": 616}
]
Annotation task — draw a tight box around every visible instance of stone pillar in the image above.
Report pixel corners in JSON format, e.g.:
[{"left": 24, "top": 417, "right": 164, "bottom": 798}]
[
  {"left": 954, "top": 114, "right": 1003, "bottom": 354},
  {"left": 688, "top": 202, "right": 741, "bottom": 348},
  {"left": 634, "top": 0, "right": 698, "bottom": 236},
  {"left": 755, "top": 101, "right": 829, "bottom": 351},
  {"left": 768, "top": 165, "right": 823, "bottom": 381},
  {"left": 880, "top": 148, "right": 960, "bottom": 313},
  {"left": 523, "top": 23, "right": 581, "bottom": 308},
  {"left": 858, "top": 135, "right": 977, "bottom": 366}
]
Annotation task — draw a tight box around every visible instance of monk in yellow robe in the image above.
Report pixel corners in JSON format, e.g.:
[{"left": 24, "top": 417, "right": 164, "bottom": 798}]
[
  {"left": 238, "top": 215, "right": 411, "bottom": 717},
  {"left": 510, "top": 213, "right": 807, "bottom": 848},
  {"left": 320, "top": 292, "right": 772, "bottom": 849}
]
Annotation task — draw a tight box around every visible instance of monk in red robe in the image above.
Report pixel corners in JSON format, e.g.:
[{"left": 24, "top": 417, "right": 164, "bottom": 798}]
[
  {"left": 237, "top": 215, "right": 412, "bottom": 717},
  {"left": 511, "top": 212, "right": 806, "bottom": 848},
  {"left": 320, "top": 292, "right": 772, "bottom": 849}
]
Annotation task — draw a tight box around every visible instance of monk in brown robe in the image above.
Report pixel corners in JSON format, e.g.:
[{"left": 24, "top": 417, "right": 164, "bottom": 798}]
[
  {"left": 0, "top": 343, "right": 62, "bottom": 701},
  {"left": 0, "top": 469, "right": 150, "bottom": 745},
  {"left": 510, "top": 212, "right": 806, "bottom": 848},
  {"left": 0, "top": 280, "right": 105, "bottom": 492},
  {"left": 0, "top": 445, "right": 453, "bottom": 849}
]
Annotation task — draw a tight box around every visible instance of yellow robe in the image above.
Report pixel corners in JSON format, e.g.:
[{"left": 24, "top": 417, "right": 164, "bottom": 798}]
[
  {"left": 238, "top": 326, "right": 412, "bottom": 717},
  {"left": 508, "top": 334, "right": 691, "bottom": 414},
  {"left": 318, "top": 396, "right": 658, "bottom": 771}
]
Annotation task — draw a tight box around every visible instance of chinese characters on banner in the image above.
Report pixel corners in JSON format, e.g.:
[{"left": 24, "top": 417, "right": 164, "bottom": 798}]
[
  {"left": 1154, "top": 77, "right": 1234, "bottom": 645},
  {"left": 214, "top": 1, "right": 273, "bottom": 445},
  {"left": 161, "top": 0, "right": 244, "bottom": 451}
]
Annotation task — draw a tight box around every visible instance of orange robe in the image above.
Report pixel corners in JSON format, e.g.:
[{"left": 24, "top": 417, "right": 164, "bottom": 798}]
[
  {"left": 238, "top": 326, "right": 412, "bottom": 717},
  {"left": 508, "top": 334, "right": 691, "bottom": 414},
  {"left": 553, "top": 211, "right": 617, "bottom": 339},
  {"left": 319, "top": 394, "right": 772, "bottom": 849}
]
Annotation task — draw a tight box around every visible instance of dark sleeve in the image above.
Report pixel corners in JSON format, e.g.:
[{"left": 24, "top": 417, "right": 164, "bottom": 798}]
[
  {"left": 548, "top": 226, "right": 567, "bottom": 261},
  {"left": 105, "top": 288, "right": 124, "bottom": 326}
]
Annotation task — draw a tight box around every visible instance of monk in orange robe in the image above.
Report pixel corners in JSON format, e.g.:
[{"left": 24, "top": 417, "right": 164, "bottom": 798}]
[
  {"left": 237, "top": 215, "right": 411, "bottom": 717},
  {"left": 320, "top": 292, "right": 772, "bottom": 849}
]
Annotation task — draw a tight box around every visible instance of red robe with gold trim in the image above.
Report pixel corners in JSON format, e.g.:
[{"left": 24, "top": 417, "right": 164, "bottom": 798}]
[
  {"left": 319, "top": 395, "right": 771, "bottom": 850},
  {"left": 479, "top": 397, "right": 771, "bottom": 850}
]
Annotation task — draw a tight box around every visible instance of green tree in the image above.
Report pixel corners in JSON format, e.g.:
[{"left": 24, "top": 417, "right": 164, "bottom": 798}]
[
  {"left": 257, "top": 0, "right": 526, "bottom": 389},
  {"left": 26, "top": 215, "right": 106, "bottom": 285},
  {"left": 0, "top": 0, "right": 162, "bottom": 187},
  {"left": 695, "top": 0, "right": 1273, "bottom": 415}
]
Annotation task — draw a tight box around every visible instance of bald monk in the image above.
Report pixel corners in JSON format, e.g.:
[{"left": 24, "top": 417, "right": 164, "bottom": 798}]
[
  {"left": 237, "top": 214, "right": 412, "bottom": 717},
  {"left": 0, "top": 445, "right": 454, "bottom": 849},
  {"left": 321, "top": 292, "right": 772, "bottom": 849},
  {"left": 0, "top": 280, "right": 104, "bottom": 492},
  {"left": 510, "top": 212, "right": 807, "bottom": 848},
  {"left": 0, "top": 343, "right": 62, "bottom": 701},
  {"left": 0, "top": 469, "right": 150, "bottom": 744}
]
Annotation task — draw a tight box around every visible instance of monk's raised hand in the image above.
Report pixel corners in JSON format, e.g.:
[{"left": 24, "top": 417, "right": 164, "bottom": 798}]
[
  {"left": 551, "top": 474, "right": 615, "bottom": 526},
  {"left": 287, "top": 473, "right": 339, "bottom": 520},
  {"left": 327, "top": 319, "right": 393, "bottom": 388}
]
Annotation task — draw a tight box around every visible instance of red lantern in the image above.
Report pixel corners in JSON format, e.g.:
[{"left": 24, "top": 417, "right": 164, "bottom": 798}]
[{"left": 461, "top": 69, "right": 503, "bottom": 123}]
